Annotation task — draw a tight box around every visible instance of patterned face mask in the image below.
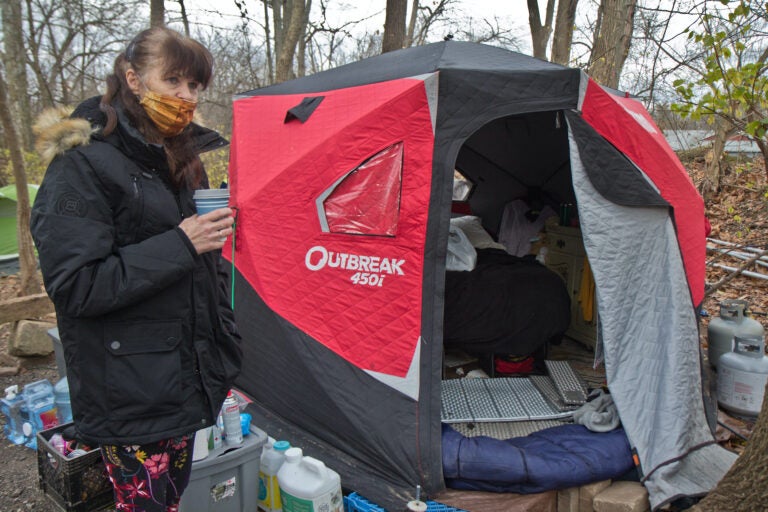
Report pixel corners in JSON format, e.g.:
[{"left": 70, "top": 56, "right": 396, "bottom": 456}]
[{"left": 139, "top": 90, "right": 197, "bottom": 137}]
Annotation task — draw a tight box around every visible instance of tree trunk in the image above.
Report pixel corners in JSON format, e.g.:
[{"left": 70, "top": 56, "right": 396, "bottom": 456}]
[
  {"left": 755, "top": 138, "right": 768, "bottom": 180},
  {"left": 263, "top": 0, "right": 274, "bottom": 84},
  {"left": 0, "top": 69, "right": 41, "bottom": 297},
  {"left": 296, "top": 0, "right": 312, "bottom": 77},
  {"left": 406, "top": 0, "right": 419, "bottom": 47},
  {"left": 528, "top": 0, "right": 556, "bottom": 60},
  {"left": 550, "top": 0, "right": 579, "bottom": 65},
  {"left": 177, "top": 0, "right": 190, "bottom": 36},
  {"left": 1, "top": 0, "right": 34, "bottom": 151},
  {"left": 150, "top": 0, "right": 165, "bottom": 27},
  {"left": 274, "top": 0, "right": 308, "bottom": 83},
  {"left": 700, "top": 119, "right": 735, "bottom": 201},
  {"left": 691, "top": 383, "right": 768, "bottom": 511},
  {"left": 382, "top": 0, "right": 408, "bottom": 53},
  {"left": 588, "top": 0, "right": 637, "bottom": 88}
]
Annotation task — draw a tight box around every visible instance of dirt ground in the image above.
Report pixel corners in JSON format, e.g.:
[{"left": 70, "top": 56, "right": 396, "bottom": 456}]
[
  {"left": 0, "top": 289, "right": 63, "bottom": 511},
  {"left": 0, "top": 156, "right": 766, "bottom": 512}
]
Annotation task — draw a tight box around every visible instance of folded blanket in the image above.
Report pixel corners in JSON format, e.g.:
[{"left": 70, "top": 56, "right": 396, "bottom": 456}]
[
  {"left": 442, "top": 423, "right": 634, "bottom": 494},
  {"left": 573, "top": 389, "right": 620, "bottom": 432}
]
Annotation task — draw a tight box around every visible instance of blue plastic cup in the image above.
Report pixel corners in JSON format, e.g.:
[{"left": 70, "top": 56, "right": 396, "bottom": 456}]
[{"left": 193, "top": 189, "right": 230, "bottom": 216}]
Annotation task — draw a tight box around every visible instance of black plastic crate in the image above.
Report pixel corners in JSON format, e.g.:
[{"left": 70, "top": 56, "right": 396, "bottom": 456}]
[{"left": 36, "top": 423, "right": 113, "bottom": 512}]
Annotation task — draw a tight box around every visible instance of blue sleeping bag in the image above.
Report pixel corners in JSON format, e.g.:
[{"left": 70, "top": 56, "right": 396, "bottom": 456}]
[{"left": 442, "top": 423, "right": 635, "bottom": 493}]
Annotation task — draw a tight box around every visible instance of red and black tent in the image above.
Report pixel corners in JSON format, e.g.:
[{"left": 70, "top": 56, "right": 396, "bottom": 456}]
[{"left": 227, "top": 41, "right": 734, "bottom": 510}]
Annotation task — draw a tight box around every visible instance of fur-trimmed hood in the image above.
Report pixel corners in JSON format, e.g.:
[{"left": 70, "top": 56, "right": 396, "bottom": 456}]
[
  {"left": 33, "top": 96, "right": 227, "bottom": 167},
  {"left": 33, "top": 105, "right": 96, "bottom": 166}
]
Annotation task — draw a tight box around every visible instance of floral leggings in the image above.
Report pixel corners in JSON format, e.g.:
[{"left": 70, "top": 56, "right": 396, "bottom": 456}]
[{"left": 101, "top": 434, "right": 194, "bottom": 512}]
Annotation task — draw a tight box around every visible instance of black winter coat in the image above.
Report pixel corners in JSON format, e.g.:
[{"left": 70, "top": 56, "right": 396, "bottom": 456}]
[{"left": 30, "top": 97, "right": 242, "bottom": 445}]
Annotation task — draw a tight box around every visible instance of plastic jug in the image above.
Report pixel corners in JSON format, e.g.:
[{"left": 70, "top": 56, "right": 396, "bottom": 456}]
[
  {"left": 22, "top": 379, "right": 59, "bottom": 449},
  {"left": 259, "top": 440, "right": 291, "bottom": 512},
  {"left": 54, "top": 377, "right": 72, "bottom": 424},
  {"left": 1, "top": 385, "right": 27, "bottom": 445},
  {"left": 708, "top": 299, "right": 765, "bottom": 368},
  {"left": 278, "top": 447, "right": 343, "bottom": 512}
]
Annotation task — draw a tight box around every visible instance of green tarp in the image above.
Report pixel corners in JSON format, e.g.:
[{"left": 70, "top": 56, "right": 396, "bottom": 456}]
[{"left": 0, "top": 184, "right": 39, "bottom": 258}]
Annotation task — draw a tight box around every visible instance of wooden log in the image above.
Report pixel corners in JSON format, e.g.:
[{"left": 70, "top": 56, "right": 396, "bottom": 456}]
[{"left": 0, "top": 293, "right": 55, "bottom": 324}]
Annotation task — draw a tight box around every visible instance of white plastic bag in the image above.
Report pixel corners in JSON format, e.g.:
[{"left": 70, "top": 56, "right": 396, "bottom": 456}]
[{"left": 446, "top": 225, "right": 477, "bottom": 271}]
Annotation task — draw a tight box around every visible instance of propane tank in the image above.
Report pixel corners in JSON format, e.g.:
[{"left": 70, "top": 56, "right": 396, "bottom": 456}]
[
  {"left": 707, "top": 299, "right": 765, "bottom": 368},
  {"left": 718, "top": 335, "right": 768, "bottom": 419}
]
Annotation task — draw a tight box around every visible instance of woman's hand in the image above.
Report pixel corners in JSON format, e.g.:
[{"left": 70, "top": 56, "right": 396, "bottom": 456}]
[{"left": 178, "top": 207, "right": 235, "bottom": 254}]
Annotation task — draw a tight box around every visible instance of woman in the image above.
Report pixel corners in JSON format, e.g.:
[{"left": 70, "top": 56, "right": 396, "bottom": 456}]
[{"left": 31, "top": 27, "right": 242, "bottom": 512}]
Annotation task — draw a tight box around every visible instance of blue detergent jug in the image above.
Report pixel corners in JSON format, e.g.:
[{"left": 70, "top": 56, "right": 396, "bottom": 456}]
[
  {"left": 22, "top": 379, "right": 59, "bottom": 449},
  {"left": 54, "top": 377, "right": 72, "bottom": 424},
  {"left": 1, "top": 385, "right": 27, "bottom": 445}
]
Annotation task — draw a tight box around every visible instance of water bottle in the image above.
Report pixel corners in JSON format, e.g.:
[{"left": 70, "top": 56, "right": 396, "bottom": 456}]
[
  {"left": 1, "top": 385, "right": 26, "bottom": 445},
  {"left": 22, "top": 379, "right": 59, "bottom": 449},
  {"left": 221, "top": 391, "right": 243, "bottom": 446},
  {"left": 54, "top": 377, "right": 73, "bottom": 424},
  {"left": 259, "top": 440, "right": 291, "bottom": 512}
]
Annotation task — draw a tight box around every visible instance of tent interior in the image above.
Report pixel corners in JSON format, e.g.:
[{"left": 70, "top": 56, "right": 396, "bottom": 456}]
[
  {"left": 455, "top": 110, "right": 575, "bottom": 229},
  {"left": 441, "top": 108, "right": 589, "bottom": 365},
  {"left": 434, "top": 107, "right": 641, "bottom": 505}
]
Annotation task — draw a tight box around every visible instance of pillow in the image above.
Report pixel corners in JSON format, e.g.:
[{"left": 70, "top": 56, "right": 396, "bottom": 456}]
[{"left": 450, "top": 216, "right": 507, "bottom": 251}]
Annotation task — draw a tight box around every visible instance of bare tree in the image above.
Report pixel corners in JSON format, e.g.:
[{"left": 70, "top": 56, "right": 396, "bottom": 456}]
[
  {"left": 296, "top": 0, "right": 312, "bottom": 77},
  {"left": 406, "top": 0, "right": 419, "bottom": 47},
  {"left": 177, "top": 0, "right": 190, "bottom": 35},
  {"left": 405, "top": 0, "right": 455, "bottom": 47},
  {"left": 1, "top": 0, "right": 34, "bottom": 150},
  {"left": 274, "top": 0, "right": 309, "bottom": 83},
  {"left": 551, "top": 0, "right": 579, "bottom": 65},
  {"left": 588, "top": 0, "right": 638, "bottom": 88},
  {"left": 150, "top": 0, "right": 164, "bottom": 27},
  {"left": 24, "top": 0, "right": 137, "bottom": 107},
  {"left": 382, "top": 0, "right": 408, "bottom": 53},
  {"left": 0, "top": 66, "right": 41, "bottom": 296},
  {"left": 528, "top": 0, "right": 555, "bottom": 60}
]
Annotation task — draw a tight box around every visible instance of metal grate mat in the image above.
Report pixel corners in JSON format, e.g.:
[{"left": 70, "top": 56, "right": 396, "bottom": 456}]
[
  {"left": 545, "top": 360, "right": 590, "bottom": 405},
  {"left": 450, "top": 420, "right": 570, "bottom": 439},
  {"left": 441, "top": 377, "right": 574, "bottom": 423},
  {"left": 529, "top": 375, "right": 580, "bottom": 412}
]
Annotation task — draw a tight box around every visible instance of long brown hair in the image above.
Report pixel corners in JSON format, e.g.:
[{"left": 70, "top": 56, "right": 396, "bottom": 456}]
[{"left": 100, "top": 27, "right": 214, "bottom": 189}]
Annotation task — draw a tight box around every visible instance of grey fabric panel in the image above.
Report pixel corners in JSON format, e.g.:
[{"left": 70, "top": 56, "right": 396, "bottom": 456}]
[
  {"left": 643, "top": 444, "right": 737, "bottom": 510},
  {"left": 566, "top": 112, "right": 668, "bottom": 207},
  {"left": 567, "top": 126, "right": 735, "bottom": 509},
  {"left": 238, "top": 41, "right": 578, "bottom": 98}
]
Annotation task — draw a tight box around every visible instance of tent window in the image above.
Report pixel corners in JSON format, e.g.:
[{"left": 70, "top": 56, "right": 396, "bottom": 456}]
[
  {"left": 321, "top": 142, "right": 403, "bottom": 236},
  {"left": 453, "top": 170, "right": 473, "bottom": 201}
]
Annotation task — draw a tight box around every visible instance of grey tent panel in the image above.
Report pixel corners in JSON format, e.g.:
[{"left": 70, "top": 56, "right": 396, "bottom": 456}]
[
  {"left": 565, "top": 112, "right": 669, "bottom": 208},
  {"left": 568, "top": 125, "right": 735, "bottom": 509}
]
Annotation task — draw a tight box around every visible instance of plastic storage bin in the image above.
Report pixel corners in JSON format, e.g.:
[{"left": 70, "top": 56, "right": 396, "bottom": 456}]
[
  {"left": 48, "top": 327, "right": 67, "bottom": 379},
  {"left": 36, "top": 423, "right": 113, "bottom": 512},
  {"left": 179, "top": 424, "right": 267, "bottom": 512}
]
